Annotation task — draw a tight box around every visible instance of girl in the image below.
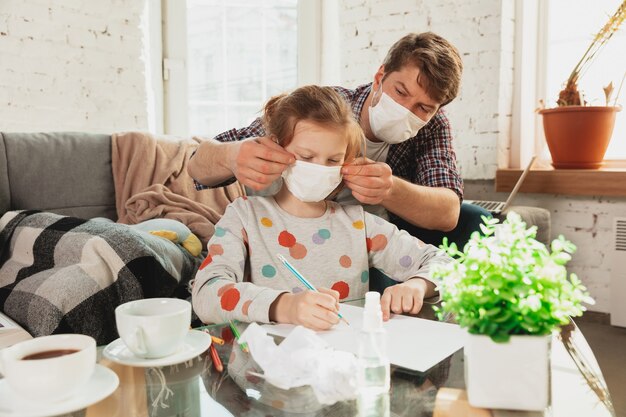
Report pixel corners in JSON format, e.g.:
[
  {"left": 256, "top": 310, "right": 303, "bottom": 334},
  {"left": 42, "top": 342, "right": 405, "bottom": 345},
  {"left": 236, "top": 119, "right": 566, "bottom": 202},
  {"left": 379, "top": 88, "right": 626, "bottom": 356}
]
[{"left": 192, "top": 86, "right": 450, "bottom": 331}]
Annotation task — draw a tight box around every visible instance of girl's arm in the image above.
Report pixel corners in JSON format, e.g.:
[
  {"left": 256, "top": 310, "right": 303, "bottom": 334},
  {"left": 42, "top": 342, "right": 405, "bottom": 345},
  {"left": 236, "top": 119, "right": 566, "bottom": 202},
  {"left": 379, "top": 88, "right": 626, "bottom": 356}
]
[
  {"left": 364, "top": 211, "right": 452, "bottom": 319},
  {"left": 191, "top": 201, "right": 286, "bottom": 324}
]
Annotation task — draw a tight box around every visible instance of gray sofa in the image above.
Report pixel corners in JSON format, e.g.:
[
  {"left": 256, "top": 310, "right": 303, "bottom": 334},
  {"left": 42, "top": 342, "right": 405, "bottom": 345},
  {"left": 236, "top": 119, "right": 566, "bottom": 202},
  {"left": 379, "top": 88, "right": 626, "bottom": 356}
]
[{"left": 0, "top": 132, "right": 117, "bottom": 220}]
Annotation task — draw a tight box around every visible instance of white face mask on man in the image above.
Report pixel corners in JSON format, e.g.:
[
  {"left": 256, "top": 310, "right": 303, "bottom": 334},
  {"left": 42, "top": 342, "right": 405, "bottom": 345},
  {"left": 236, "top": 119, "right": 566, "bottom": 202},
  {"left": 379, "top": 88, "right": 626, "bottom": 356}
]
[
  {"left": 368, "top": 84, "right": 429, "bottom": 144},
  {"left": 281, "top": 160, "right": 343, "bottom": 203}
]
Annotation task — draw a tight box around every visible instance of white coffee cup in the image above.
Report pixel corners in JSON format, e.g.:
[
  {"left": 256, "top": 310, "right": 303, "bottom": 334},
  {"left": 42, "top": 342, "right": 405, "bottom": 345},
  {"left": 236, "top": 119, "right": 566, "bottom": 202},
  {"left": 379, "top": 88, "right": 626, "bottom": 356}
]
[
  {"left": 115, "top": 298, "right": 191, "bottom": 359},
  {"left": 0, "top": 334, "right": 96, "bottom": 402}
]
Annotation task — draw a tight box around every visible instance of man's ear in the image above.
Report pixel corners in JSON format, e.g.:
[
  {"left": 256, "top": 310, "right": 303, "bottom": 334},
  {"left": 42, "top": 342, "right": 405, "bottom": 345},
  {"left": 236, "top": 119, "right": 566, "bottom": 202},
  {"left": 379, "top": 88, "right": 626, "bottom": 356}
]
[{"left": 372, "top": 65, "right": 385, "bottom": 90}]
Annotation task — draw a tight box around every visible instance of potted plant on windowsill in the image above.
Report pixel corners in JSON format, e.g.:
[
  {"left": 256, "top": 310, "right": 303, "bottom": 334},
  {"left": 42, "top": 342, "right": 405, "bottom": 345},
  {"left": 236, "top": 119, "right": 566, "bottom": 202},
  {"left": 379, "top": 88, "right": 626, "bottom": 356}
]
[
  {"left": 433, "top": 212, "right": 594, "bottom": 411},
  {"left": 538, "top": 0, "right": 625, "bottom": 169}
]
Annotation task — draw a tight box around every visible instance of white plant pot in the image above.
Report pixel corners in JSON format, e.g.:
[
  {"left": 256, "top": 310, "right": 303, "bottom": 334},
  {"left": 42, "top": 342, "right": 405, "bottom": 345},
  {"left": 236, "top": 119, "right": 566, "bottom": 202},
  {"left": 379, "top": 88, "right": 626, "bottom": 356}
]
[{"left": 465, "top": 333, "right": 551, "bottom": 411}]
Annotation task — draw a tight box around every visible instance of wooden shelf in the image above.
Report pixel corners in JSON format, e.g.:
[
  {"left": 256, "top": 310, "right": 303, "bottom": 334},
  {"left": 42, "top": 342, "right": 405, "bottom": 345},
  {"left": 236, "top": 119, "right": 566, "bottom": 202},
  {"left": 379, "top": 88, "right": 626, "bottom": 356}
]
[{"left": 495, "top": 160, "right": 626, "bottom": 197}]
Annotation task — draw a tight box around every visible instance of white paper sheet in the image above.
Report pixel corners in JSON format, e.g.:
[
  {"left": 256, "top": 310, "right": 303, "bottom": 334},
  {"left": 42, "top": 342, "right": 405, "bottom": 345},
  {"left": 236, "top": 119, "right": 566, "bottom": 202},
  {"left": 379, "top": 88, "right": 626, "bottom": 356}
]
[{"left": 261, "top": 304, "right": 465, "bottom": 372}]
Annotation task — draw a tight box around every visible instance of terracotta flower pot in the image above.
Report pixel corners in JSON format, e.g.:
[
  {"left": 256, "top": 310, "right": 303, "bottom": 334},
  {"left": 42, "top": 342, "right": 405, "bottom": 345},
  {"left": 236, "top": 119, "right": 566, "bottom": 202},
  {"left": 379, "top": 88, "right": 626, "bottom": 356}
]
[{"left": 538, "top": 106, "right": 620, "bottom": 169}]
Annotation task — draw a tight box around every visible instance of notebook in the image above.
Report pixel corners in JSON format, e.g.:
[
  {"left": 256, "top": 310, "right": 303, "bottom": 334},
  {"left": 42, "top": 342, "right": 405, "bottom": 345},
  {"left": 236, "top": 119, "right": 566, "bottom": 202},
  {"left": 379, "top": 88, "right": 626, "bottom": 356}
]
[{"left": 465, "top": 156, "right": 536, "bottom": 215}]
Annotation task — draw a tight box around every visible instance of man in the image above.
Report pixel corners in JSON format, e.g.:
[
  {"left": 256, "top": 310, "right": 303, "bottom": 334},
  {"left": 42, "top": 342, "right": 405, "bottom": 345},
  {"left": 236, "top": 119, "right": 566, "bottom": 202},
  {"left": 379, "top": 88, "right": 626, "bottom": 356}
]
[{"left": 189, "top": 32, "right": 487, "bottom": 250}]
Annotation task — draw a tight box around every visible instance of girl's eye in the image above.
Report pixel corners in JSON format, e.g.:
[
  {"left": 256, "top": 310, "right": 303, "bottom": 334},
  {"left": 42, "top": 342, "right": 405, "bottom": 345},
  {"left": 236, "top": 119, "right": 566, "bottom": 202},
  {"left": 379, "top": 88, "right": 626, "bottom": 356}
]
[
  {"left": 329, "top": 159, "right": 340, "bottom": 164},
  {"left": 300, "top": 155, "right": 312, "bottom": 160}
]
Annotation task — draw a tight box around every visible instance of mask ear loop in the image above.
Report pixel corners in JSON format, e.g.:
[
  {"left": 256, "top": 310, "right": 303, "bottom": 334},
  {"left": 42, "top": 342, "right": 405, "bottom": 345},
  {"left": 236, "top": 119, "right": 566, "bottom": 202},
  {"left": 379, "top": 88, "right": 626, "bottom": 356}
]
[{"left": 371, "top": 76, "right": 385, "bottom": 108}]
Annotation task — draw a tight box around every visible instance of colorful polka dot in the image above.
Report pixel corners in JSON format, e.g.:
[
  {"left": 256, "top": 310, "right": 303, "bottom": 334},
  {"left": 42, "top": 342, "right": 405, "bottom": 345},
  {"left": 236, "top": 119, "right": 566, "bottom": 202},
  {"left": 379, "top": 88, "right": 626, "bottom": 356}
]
[
  {"left": 242, "top": 300, "right": 252, "bottom": 316},
  {"left": 208, "top": 244, "right": 224, "bottom": 256},
  {"left": 312, "top": 228, "right": 331, "bottom": 245},
  {"left": 331, "top": 281, "right": 350, "bottom": 299},
  {"left": 339, "top": 255, "right": 352, "bottom": 268},
  {"left": 278, "top": 230, "right": 297, "bottom": 247},
  {"left": 260, "top": 217, "right": 273, "bottom": 227},
  {"left": 271, "top": 400, "right": 285, "bottom": 409},
  {"left": 312, "top": 233, "right": 325, "bottom": 244},
  {"left": 246, "top": 372, "right": 262, "bottom": 384},
  {"left": 220, "top": 288, "right": 240, "bottom": 311},
  {"left": 361, "top": 270, "right": 369, "bottom": 283},
  {"left": 221, "top": 327, "right": 234, "bottom": 343},
  {"left": 261, "top": 264, "right": 276, "bottom": 278},
  {"left": 214, "top": 227, "right": 226, "bottom": 237},
  {"left": 352, "top": 220, "right": 364, "bottom": 230},
  {"left": 366, "top": 238, "right": 372, "bottom": 252},
  {"left": 399, "top": 255, "right": 413, "bottom": 268},
  {"left": 199, "top": 254, "right": 213, "bottom": 270},
  {"left": 370, "top": 234, "right": 388, "bottom": 251},
  {"left": 289, "top": 243, "right": 307, "bottom": 259},
  {"left": 318, "top": 229, "right": 331, "bottom": 239},
  {"left": 217, "top": 283, "right": 235, "bottom": 297},
  {"left": 292, "top": 287, "right": 303, "bottom": 294}
]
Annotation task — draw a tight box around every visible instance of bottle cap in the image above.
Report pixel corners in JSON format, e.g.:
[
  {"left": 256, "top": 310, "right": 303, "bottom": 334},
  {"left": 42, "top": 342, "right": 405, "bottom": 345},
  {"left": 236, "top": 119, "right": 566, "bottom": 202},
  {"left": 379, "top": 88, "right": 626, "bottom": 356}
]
[{"left": 363, "top": 291, "right": 383, "bottom": 331}]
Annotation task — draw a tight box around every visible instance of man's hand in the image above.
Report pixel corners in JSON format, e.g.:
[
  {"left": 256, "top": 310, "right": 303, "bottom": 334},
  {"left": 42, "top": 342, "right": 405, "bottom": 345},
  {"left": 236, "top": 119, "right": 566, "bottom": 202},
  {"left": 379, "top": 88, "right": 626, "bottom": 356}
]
[
  {"left": 341, "top": 157, "right": 393, "bottom": 205},
  {"left": 270, "top": 288, "right": 340, "bottom": 331},
  {"left": 380, "top": 278, "right": 431, "bottom": 321},
  {"left": 230, "top": 137, "right": 295, "bottom": 191}
]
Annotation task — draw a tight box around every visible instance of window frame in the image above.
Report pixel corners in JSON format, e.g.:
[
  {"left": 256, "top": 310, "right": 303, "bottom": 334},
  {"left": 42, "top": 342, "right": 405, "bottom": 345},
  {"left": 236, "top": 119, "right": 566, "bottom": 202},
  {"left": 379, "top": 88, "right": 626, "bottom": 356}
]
[
  {"left": 500, "top": 0, "right": 626, "bottom": 197},
  {"left": 159, "top": 0, "right": 321, "bottom": 136}
]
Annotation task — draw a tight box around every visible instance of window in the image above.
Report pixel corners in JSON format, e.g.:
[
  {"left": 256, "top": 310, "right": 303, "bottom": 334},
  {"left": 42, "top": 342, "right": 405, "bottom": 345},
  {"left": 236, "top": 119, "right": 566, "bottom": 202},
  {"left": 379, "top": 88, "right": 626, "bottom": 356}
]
[
  {"left": 162, "top": 0, "right": 321, "bottom": 137},
  {"left": 543, "top": 0, "right": 626, "bottom": 159},
  {"left": 512, "top": 0, "right": 626, "bottom": 167}
]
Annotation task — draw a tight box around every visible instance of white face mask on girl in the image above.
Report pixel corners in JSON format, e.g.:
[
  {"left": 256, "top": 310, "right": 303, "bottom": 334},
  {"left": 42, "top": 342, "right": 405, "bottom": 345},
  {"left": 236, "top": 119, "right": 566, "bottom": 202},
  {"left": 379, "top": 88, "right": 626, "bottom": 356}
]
[
  {"left": 281, "top": 160, "right": 343, "bottom": 202},
  {"left": 368, "top": 85, "right": 428, "bottom": 144}
]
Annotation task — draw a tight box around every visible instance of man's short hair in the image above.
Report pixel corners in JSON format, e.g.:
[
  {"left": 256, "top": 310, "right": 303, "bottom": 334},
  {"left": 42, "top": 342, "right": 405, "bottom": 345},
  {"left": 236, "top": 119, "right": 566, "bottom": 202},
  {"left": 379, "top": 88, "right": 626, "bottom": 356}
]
[{"left": 382, "top": 32, "right": 463, "bottom": 106}]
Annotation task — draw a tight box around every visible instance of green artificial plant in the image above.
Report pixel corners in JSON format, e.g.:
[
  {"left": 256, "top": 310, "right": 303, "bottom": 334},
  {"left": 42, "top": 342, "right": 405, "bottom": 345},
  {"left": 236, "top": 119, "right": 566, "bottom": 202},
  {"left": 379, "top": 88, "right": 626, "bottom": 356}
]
[{"left": 434, "top": 212, "right": 594, "bottom": 343}]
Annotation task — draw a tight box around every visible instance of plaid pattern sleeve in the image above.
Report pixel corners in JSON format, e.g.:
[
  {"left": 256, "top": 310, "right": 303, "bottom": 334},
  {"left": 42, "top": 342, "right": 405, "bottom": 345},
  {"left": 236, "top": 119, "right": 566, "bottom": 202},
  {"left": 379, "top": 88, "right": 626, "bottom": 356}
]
[
  {"left": 193, "top": 118, "right": 267, "bottom": 190},
  {"left": 386, "top": 109, "right": 463, "bottom": 201}
]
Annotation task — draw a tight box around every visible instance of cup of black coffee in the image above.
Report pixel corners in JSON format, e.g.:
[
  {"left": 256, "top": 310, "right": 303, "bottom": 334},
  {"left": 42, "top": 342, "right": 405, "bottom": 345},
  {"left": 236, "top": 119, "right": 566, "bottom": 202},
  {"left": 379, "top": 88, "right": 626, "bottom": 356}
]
[{"left": 0, "top": 334, "right": 96, "bottom": 402}]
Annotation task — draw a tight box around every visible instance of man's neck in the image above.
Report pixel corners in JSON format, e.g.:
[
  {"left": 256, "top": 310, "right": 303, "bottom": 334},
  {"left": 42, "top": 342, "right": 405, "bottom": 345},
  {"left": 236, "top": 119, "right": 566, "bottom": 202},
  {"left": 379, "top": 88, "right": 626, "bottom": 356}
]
[{"left": 274, "top": 187, "right": 327, "bottom": 218}]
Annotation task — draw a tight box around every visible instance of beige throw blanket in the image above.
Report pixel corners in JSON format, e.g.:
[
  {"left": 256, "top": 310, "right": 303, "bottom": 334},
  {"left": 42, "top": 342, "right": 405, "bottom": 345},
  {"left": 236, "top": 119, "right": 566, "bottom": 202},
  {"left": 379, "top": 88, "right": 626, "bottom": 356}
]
[{"left": 112, "top": 132, "right": 245, "bottom": 247}]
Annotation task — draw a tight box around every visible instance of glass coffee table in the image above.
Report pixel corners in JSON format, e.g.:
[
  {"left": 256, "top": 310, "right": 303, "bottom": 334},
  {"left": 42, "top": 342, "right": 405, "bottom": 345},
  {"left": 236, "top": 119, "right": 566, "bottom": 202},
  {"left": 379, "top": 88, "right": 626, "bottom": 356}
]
[{"left": 82, "top": 300, "right": 615, "bottom": 417}]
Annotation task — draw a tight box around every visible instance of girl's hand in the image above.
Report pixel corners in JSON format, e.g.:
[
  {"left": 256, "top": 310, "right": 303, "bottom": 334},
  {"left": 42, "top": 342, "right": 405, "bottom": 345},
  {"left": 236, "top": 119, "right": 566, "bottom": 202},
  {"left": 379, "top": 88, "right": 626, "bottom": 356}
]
[
  {"left": 271, "top": 288, "right": 340, "bottom": 331},
  {"left": 380, "top": 278, "right": 432, "bottom": 321}
]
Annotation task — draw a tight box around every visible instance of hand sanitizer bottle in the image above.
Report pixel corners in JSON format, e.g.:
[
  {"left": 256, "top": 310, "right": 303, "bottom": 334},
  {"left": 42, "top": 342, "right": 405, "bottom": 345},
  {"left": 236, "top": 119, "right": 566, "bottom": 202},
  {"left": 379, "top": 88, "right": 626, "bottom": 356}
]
[{"left": 357, "top": 291, "right": 390, "bottom": 417}]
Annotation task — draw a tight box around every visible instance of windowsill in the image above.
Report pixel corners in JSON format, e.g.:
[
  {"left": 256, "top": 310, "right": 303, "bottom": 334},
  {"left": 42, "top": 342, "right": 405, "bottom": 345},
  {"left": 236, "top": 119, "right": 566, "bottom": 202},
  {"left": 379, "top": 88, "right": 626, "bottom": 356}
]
[{"left": 495, "top": 159, "right": 626, "bottom": 197}]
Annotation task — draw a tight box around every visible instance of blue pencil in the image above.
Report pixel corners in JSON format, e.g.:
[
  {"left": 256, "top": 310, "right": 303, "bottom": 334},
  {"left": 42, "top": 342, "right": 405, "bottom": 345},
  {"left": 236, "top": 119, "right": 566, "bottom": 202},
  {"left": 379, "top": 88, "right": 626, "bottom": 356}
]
[{"left": 276, "top": 254, "right": 350, "bottom": 325}]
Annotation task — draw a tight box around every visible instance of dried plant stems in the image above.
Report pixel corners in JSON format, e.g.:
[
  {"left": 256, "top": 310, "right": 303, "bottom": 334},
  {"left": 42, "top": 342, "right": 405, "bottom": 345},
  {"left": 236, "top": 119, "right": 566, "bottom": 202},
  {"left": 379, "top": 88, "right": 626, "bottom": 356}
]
[{"left": 557, "top": 0, "right": 626, "bottom": 106}]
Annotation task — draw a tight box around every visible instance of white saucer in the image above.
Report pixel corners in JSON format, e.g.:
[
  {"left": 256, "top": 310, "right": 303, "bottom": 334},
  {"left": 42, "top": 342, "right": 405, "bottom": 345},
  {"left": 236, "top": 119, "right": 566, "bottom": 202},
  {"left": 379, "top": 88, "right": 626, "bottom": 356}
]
[
  {"left": 0, "top": 364, "right": 119, "bottom": 417},
  {"left": 103, "top": 329, "right": 211, "bottom": 367}
]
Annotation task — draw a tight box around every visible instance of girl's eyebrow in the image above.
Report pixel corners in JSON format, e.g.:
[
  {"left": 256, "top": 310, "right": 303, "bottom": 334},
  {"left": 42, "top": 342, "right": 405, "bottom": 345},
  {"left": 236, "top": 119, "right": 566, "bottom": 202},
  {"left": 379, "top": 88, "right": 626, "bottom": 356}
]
[{"left": 295, "top": 146, "right": 345, "bottom": 158}]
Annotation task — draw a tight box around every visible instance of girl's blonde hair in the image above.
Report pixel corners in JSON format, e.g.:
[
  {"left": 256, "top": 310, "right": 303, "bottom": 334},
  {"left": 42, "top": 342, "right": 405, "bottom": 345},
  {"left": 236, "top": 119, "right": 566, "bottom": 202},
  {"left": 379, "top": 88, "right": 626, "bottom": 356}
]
[{"left": 262, "top": 85, "right": 364, "bottom": 163}]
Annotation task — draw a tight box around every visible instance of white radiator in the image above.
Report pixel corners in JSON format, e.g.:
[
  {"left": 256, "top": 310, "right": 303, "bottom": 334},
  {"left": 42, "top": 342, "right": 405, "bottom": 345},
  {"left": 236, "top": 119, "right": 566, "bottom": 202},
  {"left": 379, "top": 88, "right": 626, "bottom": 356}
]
[{"left": 610, "top": 217, "right": 626, "bottom": 327}]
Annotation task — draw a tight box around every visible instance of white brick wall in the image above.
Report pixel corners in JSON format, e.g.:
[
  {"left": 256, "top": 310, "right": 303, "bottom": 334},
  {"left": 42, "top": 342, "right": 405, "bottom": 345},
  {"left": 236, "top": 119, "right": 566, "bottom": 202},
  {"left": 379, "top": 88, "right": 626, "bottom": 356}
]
[
  {"left": 338, "top": 0, "right": 510, "bottom": 180},
  {"left": 339, "top": 0, "right": 625, "bottom": 314},
  {"left": 0, "top": 0, "right": 149, "bottom": 133}
]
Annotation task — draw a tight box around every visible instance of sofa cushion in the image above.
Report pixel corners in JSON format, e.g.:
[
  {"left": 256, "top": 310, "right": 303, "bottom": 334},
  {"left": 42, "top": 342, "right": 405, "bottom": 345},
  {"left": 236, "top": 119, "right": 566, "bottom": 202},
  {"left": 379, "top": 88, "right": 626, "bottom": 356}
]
[{"left": 1, "top": 132, "right": 116, "bottom": 220}]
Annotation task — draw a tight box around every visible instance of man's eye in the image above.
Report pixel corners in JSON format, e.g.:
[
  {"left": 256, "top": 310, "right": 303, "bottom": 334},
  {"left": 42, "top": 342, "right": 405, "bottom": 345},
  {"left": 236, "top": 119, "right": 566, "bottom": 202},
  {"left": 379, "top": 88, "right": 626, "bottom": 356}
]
[{"left": 395, "top": 88, "right": 405, "bottom": 96}]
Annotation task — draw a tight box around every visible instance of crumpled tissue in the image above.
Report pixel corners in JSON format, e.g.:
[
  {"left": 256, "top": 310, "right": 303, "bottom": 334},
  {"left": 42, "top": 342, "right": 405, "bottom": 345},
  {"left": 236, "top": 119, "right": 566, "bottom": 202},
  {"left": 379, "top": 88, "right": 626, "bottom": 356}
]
[{"left": 238, "top": 322, "right": 358, "bottom": 405}]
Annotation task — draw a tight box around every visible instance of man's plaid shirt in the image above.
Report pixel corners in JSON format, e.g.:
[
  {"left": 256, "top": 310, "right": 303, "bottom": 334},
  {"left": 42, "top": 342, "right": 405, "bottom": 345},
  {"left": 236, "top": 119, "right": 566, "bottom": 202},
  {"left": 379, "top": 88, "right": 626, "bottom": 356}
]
[{"left": 194, "top": 83, "right": 463, "bottom": 202}]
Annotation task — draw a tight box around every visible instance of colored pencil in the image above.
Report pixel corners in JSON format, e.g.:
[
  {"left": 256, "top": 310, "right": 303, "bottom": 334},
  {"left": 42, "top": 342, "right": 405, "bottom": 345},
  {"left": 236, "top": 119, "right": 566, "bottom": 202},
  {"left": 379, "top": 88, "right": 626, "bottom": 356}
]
[
  {"left": 208, "top": 343, "right": 223, "bottom": 372},
  {"left": 276, "top": 254, "right": 350, "bottom": 325},
  {"left": 229, "top": 320, "right": 249, "bottom": 353}
]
